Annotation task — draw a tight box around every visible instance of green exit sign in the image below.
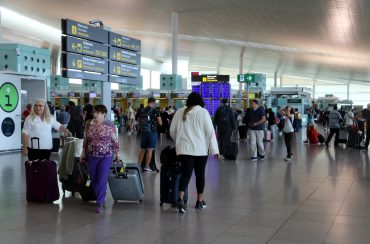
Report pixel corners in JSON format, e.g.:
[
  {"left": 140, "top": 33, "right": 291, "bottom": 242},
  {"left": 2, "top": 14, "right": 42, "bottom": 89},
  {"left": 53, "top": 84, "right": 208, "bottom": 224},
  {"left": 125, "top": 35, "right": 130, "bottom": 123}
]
[{"left": 237, "top": 73, "right": 255, "bottom": 83}]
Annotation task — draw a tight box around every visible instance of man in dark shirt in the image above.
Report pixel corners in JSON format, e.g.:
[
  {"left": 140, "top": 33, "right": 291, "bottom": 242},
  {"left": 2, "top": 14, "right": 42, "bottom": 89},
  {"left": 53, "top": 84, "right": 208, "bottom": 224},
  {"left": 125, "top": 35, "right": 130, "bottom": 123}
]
[
  {"left": 137, "top": 97, "right": 162, "bottom": 172},
  {"left": 361, "top": 104, "right": 370, "bottom": 149},
  {"left": 248, "top": 100, "right": 266, "bottom": 161},
  {"left": 214, "top": 98, "right": 236, "bottom": 159},
  {"left": 83, "top": 97, "right": 93, "bottom": 124}
]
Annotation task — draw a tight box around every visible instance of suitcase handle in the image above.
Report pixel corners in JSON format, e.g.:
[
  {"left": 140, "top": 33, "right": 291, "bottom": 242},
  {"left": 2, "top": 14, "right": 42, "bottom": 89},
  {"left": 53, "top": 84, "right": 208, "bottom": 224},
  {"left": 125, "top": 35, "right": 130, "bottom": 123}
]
[{"left": 112, "top": 160, "right": 127, "bottom": 178}]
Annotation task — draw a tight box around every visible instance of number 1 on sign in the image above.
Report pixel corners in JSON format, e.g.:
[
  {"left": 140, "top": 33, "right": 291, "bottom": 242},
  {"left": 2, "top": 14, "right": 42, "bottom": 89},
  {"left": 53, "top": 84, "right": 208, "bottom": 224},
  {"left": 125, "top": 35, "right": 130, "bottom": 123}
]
[{"left": 5, "top": 95, "right": 12, "bottom": 107}]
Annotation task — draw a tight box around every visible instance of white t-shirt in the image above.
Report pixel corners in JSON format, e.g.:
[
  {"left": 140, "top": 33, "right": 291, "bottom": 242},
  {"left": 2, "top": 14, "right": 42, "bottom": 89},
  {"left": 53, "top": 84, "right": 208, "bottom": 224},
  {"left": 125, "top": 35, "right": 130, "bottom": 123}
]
[
  {"left": 23, "top": 115, "right": 61, "bottom": 149},
  {"left": 344, "top": 111, "right": 354, "bottom": 126},
  {"left": 283, "top": 114, "right": 295, "bottom": 133}
]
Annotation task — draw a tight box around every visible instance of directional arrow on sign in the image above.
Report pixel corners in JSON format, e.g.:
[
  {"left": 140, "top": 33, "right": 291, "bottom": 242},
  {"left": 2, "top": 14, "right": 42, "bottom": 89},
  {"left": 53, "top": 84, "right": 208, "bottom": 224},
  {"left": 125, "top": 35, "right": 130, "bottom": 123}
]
[{"left": 246, "top": 75, "right": 252, "bottom": 81}]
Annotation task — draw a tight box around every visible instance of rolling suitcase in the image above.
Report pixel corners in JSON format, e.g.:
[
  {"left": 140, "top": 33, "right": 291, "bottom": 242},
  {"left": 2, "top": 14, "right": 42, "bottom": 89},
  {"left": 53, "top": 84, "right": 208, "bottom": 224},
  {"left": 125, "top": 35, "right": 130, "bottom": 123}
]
[
  {"left": 160, "top": 164, "right": 188, "bottom": 207},
  {"left": 25, "top": 160, "right": 60, "bottom": 203},
  {"left": 76, "top": 163, "right": 96, "bottom": 202},
  {"left": 347, "top": 126, "right": 361, "bottom": 148},
  {"left": 338, "top": 128, "right": 348, "bottom": 144},
  {"left": 60, "top": 157, "right": 80, "bottom": 196},
  {"left": 25, "top": 137, "right": 60, "bottom": 203},
  {"left": 108, "top": 162, "right": 144, "bottom": 203},
  {"left": 264, "top": 130, "right": 272, "bottom": 142},
  {"left": 224, "top": 130, "right": 238, "bottom": 160}
]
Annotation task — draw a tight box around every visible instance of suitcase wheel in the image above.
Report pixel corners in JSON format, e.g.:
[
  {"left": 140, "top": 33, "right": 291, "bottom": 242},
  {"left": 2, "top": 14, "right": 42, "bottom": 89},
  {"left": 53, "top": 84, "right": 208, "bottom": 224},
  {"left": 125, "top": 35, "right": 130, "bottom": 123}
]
[{"left": 139, "top": 199, "right": 143, "bottom": 204}]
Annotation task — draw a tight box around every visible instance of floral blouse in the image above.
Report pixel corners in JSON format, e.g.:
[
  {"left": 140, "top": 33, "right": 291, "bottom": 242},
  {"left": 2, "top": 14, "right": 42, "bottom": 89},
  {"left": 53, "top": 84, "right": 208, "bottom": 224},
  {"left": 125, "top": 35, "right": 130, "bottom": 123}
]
[{"left": 84, "top": 120, "right": 119, "bottom": 157}]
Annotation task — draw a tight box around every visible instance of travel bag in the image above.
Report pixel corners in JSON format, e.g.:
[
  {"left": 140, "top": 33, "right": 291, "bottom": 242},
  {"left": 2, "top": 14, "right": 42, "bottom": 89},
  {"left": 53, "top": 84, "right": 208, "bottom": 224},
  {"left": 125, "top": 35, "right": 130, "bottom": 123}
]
[
  {"left": 108, "top": 162, "right": 144, "bottom": 203},
  {"left": 224, "top": 130, "right": 239, "bottom": 160},
  {"left": 25, "top": 137, "right": 60, "bottom": 203},
  {"left": 160, "top": 163, "right": 188, "bottom": 207},
  {"left": 76, "top": 162, "right": 96, "bottom": 202}
]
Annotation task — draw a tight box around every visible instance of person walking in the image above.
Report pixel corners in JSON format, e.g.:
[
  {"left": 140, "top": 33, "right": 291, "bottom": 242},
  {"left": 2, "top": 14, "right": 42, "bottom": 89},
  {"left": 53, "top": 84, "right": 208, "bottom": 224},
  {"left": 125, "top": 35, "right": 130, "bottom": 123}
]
[
  {"left": 214, "top": 98, "right": 236, "bottom": 159},
  {"left": 137, "top": 97, "right": 162, "bottom": 172},
  {"left": 80, "top": 105, "right": 120, "bottom": 213},
  {"left": 247, "top": 100, "right": 266, "bottom": 161},
  {"left": 325, "top": 105, "right": 343, "bottom": 147},
  {"left": 283, "top": 106, "right": 295, "bottom": 161},
  {"left": 22, "top": 99, "right": 70, "bottom": 160},
  {"left": 57, "top": 105, "right": 70, "bottom": 147},
  {"left": 170, "top": 92, "right": 220, "bottom": 214},
  {"left": 67, "top": 101, "right": 84, "bottom": 139}
]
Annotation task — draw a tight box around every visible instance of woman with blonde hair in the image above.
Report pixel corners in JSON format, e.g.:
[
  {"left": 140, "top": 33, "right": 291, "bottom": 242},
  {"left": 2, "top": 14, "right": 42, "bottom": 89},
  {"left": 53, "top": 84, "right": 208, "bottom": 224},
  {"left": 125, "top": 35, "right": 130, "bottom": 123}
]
[{"left": 22, "top": 99, "right": 70, "bottom": 160}]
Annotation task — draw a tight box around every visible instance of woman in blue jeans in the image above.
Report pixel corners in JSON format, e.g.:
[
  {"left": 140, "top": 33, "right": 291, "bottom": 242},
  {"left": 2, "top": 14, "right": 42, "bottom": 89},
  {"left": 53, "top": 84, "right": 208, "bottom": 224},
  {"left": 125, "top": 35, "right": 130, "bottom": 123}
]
[{"left": 81, "top": 105, "right": 120, "bottom": 213}]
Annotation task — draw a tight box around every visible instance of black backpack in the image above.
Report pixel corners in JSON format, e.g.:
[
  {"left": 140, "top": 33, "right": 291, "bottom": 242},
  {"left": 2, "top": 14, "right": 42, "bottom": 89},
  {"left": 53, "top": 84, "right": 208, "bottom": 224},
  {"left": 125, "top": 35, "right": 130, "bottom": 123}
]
[{"left": 139, "top": 107, "right": 153, "bottom": 132}]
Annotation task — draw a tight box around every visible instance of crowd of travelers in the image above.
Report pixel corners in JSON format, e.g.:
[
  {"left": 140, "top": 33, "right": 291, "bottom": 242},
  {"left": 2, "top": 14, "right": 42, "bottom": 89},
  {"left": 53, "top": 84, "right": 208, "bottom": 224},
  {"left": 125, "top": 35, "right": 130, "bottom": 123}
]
[{"left": 21, "top": 93, "right": 370, "bottom": 214}]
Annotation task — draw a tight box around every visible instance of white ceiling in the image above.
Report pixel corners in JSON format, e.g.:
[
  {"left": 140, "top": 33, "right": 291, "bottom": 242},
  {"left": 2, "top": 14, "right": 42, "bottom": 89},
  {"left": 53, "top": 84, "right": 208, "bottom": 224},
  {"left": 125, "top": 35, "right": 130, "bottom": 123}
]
[{"left": 2, "top": 0, "right": 370, "bottom": 83}]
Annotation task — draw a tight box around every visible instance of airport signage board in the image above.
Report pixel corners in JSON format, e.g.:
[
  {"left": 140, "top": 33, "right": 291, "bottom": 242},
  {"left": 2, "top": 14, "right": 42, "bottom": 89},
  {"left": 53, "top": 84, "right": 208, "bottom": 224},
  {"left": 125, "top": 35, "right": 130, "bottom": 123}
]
[
  {"left": 109, "top": 61, "right": 140, "bottom": 78},
  {"left": 287, "top": 99, "right": 302, "bottom": 104},
  {"left": 109, "top": 46, "right": 140, "bottom": 65},
  {"left": 109, "top": 75, "right": 140, "bottom": 85},
  {"left": 109, "top": 32, "right": 141, "bottom": 52},
  {"left": 62, "top": 69, "right": 108, "bottom": 82},
  {"left": 237, "top": 73, "right": 255, "bottom": 83},
  {"left": 62, "top": 36, "right": 108, "bottom": 59},
  {"left": 62, "top": 53, "right": 108, "bottom": 74},
  {"left": 61, "top": 19, "right": 108, "bottom": 44},
  {"left": 191, "top": 75, "right": 230, "bottom": 82}
]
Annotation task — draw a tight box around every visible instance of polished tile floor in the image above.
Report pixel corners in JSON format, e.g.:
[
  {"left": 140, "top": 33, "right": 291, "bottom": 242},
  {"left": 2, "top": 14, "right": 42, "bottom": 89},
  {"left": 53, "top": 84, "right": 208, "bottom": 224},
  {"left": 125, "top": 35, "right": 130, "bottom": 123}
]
[{"left": 1, "top": 129, "right": 370, "bottom": 244}]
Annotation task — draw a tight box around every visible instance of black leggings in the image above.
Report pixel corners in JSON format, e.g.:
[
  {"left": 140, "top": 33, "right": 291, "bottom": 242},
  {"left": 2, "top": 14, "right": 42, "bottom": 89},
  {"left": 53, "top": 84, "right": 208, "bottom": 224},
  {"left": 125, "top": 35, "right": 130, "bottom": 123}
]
[
  {"left": 27, "top": 148, "right": 52, "bottom": 161},
  {"left": 178, "top": 155, "right": 208, "bottom": 194},
  {"left": 284, "top": 132, "right": 293, "bottom": 157}
]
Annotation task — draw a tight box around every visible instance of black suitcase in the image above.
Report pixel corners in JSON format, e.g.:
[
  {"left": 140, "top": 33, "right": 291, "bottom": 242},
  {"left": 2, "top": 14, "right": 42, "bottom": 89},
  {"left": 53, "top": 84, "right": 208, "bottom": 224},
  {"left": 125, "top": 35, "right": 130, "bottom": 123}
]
[
  {"left": 140, "top": 150, "right": 159, "bottom": 172},
  {"left": 347, "top": 131, "right": 361, "bottom": 148},
  {"left": 160, "top": 164, "right": 188, "bottom": 207},
  {"left": 224, "top": 142, "right": 238, "bottom": 160},
  {"left": 60, "top": 157, "right": 80, "bottom": 196},
  {"left": 76, "top": 163, "right": 96, "bottom": 202}
]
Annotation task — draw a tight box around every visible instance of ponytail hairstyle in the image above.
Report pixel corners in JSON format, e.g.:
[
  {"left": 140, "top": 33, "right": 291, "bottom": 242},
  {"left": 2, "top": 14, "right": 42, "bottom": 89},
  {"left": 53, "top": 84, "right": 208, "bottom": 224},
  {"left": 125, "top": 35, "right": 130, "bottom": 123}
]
[{"left": 183, "top": 92, "right": 205, "bottom": 121}]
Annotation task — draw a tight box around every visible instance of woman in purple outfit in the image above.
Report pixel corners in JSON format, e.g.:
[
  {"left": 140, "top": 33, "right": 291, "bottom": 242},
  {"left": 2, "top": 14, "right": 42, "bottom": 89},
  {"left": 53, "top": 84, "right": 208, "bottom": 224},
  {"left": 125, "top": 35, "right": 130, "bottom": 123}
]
[{"left": 80, "top": 104, "right": 120, "bottom": 213}]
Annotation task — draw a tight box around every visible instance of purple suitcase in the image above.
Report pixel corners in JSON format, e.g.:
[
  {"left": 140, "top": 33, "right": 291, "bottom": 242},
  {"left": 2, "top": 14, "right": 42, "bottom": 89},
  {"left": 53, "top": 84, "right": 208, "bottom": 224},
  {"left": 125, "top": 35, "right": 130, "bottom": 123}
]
[
  {"left": 25, "top": 137, "right": 60, "bottom": 203},
  {"left": 25, "top": 160, "right": 60, "bottom": 203}
]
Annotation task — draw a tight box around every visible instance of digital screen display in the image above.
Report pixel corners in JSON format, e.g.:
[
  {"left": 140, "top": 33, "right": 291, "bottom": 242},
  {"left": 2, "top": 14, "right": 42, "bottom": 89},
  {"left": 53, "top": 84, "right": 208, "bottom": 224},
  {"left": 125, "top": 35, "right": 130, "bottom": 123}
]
[
  {"left": 89, "top": 92, "right": 97, "bottom": 98},
  {"left": 201, "top": 83, "right": 211, "bottom": 98},
  {"left": 211, "top": 83, "right": 222, "bottom": 99},
  {"left": 222, "top": 82, "right": 230, "bottom": 98}
]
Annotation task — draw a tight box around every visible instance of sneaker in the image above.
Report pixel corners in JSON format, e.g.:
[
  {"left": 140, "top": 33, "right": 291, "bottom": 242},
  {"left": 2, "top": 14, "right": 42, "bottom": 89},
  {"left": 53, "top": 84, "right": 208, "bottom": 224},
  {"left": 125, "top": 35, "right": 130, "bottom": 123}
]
[
  {"left": 195, "top": 200, "right": 207, "bottom": 209},
  {"left": 177, "top": 199, "right": 186, "bottom": 214},
  {"left": 250, "top": 157, "right": 258, "bottom": 162},
  {"left": 95, "top": 204, "right": 103, "bottom": 213},
  {"left": 142, "top": 167, "right": 153, "bottom": 173},
  {"left": 258, "top": 155, "right": 265, "bottom": 160},
  {"left": 284, "top": 157, "right": 292, "bottom": 162}
]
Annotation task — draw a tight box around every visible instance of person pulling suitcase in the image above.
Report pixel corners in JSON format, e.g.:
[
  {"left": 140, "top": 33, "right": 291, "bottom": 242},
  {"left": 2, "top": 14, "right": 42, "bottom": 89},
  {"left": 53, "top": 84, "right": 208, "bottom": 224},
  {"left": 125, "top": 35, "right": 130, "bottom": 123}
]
[{"left": 80, "top": 105, "right": 120, "bottom": 213}]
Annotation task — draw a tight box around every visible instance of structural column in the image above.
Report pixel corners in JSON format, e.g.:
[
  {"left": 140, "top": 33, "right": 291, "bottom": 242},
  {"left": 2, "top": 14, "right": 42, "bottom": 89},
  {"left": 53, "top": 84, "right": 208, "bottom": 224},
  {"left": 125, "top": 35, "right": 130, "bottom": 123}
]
[
  {"left": 347, "top": 83, "right": 350, "bottom": 100},
  {"left": 172, "top": 12, "right": 178, "bottom": 75},
  {"left": 312, "top": 80, "right": 316, "bottom": 98},
  {"left": 239, "top": 47, "right": 245, "bottom": 92},
  {"left": 0, "top": 9, "right": 2, "bottom": 42},
  {"left": 274, "top": 71, "right": 278, "bottom": 87}
]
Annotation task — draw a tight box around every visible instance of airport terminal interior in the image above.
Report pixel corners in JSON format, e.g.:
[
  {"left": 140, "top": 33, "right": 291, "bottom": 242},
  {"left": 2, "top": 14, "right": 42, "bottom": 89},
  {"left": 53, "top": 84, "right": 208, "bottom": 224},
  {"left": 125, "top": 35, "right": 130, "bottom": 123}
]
[{"left": 1, "top": 0, "right": 370, "bottom": 243}]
